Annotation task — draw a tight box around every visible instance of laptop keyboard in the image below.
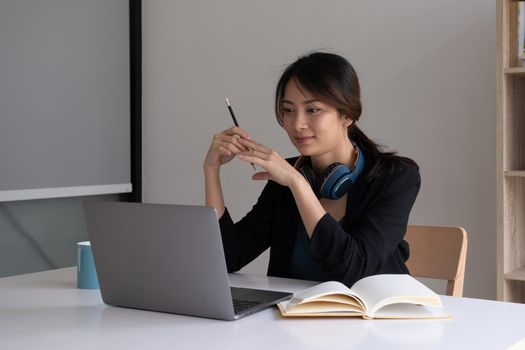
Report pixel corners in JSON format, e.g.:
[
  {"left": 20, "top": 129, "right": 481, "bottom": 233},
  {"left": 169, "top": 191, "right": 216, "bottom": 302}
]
[{"left": 232, "top": 298, "right": 262, "bottom": 314}]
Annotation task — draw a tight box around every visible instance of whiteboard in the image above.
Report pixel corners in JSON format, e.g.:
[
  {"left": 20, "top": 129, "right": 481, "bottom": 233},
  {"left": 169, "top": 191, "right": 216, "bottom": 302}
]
[{"left": 0, "top": 0, "right": 132, "bottom": 201}]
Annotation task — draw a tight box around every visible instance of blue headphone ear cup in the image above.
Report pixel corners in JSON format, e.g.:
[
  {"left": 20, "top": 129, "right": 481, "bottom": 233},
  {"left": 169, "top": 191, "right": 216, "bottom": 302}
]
[
  {"left": 320, "top": 163, "right": 353, "bottom": 199},
  {"left": 321, "top": 162, "right": 343, "bottom": 180},
  {"left": 298, "top": 165, "right": 320, "bottom": 198}
]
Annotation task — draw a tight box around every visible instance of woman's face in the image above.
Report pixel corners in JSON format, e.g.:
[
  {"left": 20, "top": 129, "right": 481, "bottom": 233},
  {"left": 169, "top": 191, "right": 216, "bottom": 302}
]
[{"left": 282, "top": 80, "right": 352, "bottom": 160}]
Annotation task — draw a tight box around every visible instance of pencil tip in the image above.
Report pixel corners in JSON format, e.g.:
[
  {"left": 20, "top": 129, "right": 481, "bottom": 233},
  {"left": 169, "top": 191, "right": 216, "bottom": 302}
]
[{"left": 225, "top": 98, "right": 230, "bottom": 106}]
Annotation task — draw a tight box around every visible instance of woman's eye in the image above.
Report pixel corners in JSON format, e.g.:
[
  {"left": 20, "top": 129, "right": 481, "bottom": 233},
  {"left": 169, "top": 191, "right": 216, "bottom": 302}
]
[
  {"left": 283, "top": 108, "right": 294, "bottom": 114},
  {"left": 308, "top": 108, "right": 321, "bottom": 114}
]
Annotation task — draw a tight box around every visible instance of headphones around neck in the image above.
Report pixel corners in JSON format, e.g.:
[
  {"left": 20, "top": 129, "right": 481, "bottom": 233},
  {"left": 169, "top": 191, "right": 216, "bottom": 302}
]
[{"left": 294, "top": 144, "right": 365, "bottom": 200}]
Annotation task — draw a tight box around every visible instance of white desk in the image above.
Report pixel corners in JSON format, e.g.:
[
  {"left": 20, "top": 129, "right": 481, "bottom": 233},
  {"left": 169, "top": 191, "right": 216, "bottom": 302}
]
[{"left": 1, "top": 268, "right": 524, "bottom": 350}]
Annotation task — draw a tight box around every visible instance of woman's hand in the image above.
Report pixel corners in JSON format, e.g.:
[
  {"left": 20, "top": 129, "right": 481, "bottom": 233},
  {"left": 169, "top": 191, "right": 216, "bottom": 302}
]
[
  {"left": 237, "top": 137, "right": 326, "bottom": 237},
  {"left": 236, "top": 137, "right": 302, "bottom": 187},
  {"left": 203, "top": 127, "right": 253, "bottom": 171}
]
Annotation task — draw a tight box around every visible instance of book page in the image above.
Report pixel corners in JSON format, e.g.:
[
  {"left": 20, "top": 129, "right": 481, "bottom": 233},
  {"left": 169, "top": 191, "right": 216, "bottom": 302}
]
[
  {"left": 310, "top": 294, "right": 362, "bottom": 307},
  {"left": 350, "top": 274, "right": 442, "bottom": 317},
  {"left": 368, "top": 303, "right": 451, "bottom": 319},
  {"left": 287, "top": 281, "right": 351, "bottom": 306},
  {"left": 285, "top": 281, "right": 366, "bottom": 312},
  {"left": 281, "top": 300, "right": 363, "bottom": 315},
  {"left": 277, "top": 302, "right": 363, "bottom": 317}
]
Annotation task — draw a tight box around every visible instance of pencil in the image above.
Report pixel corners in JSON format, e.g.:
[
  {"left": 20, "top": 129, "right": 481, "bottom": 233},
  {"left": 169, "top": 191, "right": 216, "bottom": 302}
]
[{"left": 225, "top": 98, "right": 256, "bottom": 171}]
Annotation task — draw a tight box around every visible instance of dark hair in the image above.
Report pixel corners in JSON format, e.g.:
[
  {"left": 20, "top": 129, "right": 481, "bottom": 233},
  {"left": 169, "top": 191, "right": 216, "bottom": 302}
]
[{"left": 275, "top": 52, "right": 418, "bottom": 178}]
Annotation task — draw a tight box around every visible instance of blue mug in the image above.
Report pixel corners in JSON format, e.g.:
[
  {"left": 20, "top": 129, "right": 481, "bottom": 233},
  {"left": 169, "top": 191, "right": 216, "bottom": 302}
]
[{"left": 77, "top": 241, "right": 99, "bottom": 289}]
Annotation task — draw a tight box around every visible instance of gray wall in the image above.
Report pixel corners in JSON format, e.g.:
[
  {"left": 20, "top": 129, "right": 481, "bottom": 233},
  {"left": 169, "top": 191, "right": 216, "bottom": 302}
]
[
  {"left": 142, "top": 1, "right": 496, "bottom": 299},
  {"left": 0, "top": 194, "right": 119, "bottom": 277}
]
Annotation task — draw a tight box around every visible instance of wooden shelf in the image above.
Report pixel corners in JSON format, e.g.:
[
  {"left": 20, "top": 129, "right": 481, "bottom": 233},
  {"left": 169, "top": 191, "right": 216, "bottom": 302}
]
[
  {"left": 505, "top": 171, "right": 525, "bottom": 177},
  {"left": 504, "top": 67, "right": 525, "bottom": 76},
  {"left": 505, "top": 266, "right": 525, "bottom": 281},
  {"left": 497, "top": 0, "right": 525, "bottom": 302}
]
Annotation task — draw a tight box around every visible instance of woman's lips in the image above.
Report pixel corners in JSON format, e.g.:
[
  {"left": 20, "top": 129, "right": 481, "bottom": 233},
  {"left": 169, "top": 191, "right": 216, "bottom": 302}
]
[{"left": 294, "top": 136, "right": 315, "bottom": 145}]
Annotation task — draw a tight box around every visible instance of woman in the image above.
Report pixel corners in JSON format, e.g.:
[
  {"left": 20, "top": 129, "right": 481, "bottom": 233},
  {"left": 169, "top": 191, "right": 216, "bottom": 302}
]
[{"left": 203, "top": 52, "right": 420, "bottom": 287}]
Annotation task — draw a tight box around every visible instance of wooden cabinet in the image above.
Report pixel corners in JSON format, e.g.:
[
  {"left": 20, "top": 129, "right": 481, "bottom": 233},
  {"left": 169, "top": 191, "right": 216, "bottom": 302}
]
[{"left": 497, "top": 0, "right": 525, "bottom": 302}]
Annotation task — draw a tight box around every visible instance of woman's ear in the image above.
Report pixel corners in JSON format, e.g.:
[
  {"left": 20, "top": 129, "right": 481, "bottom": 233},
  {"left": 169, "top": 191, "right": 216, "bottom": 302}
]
[
  {"left": 343, "top": 115, "right": 354, "bottom": 127},
  {"left": 339, "top": 112, "right": 354, "bottom": 127}
]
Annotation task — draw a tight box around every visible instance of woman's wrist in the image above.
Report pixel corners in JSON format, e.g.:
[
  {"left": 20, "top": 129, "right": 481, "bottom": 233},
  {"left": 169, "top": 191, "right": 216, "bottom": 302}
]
[
  {"left": 288, "top": 172, "right": 310, "bottom": 193},
  {"left": 204, "top": 163, "right": 225, "bottom": 218},
  {"left": 288, "top": 171, "right": 325, "bottom": 237},
  {"left": 203, "top": 163, "right": 221, "bottom": 174}
]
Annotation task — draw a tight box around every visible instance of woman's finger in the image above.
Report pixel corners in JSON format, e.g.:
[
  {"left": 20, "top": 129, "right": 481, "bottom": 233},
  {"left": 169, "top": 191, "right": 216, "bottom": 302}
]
[
  {"left": 237, "top": 154, "right": 265, "bottom": 166},
  {"left": 252, "top": 171, "right": 273, "bottom": 181},
  {"left": 214, "top": 134, "right": 249, "bottom": 152},
  {"left": 237, "top": 137, "right": 271, "bottom": 153},
  {"left": 215, "top": 134, "right": 250, "bottom": 152},
  {"left": 230, "top": 135, "right": 250, "bottom": 152},
  {"left": 217, "top": 140, "right": 244, "bottom": 154},
  {"left": 238, "top": 148, "right": 270, "bottom": 161},
  {"left": 218, "top": 146, "right": 232, "bottom": 156},
  {"left": 220, "top": 126, "right": 253, "bottom": 141}
]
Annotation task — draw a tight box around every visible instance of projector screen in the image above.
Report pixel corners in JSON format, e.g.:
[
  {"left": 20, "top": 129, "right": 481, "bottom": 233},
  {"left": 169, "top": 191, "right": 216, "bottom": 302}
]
[{"left": 0, "top": 0, "right": 133, "bottom": 201}]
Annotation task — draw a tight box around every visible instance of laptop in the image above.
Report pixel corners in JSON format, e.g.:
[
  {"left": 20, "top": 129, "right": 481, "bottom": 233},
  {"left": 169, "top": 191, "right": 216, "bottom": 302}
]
[{"left": 82, "top": 201, "right": 292, "bottom": 321}]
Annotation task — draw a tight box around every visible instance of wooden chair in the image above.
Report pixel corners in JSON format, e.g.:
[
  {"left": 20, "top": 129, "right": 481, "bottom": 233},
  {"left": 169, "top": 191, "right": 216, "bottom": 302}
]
[{"left": 404, "top": 225, "right": 468, "bottom": 297}]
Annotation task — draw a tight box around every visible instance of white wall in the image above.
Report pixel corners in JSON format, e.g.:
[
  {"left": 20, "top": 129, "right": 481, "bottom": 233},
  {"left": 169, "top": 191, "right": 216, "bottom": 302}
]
[{"left": 142, "top": 1, "right": 496, "bottom": 299}]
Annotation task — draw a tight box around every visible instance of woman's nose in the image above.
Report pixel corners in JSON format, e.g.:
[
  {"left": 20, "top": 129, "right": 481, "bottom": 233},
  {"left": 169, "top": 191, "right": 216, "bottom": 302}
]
[{"left": 294, "top": 112, "right": 307, "bottom": 131}]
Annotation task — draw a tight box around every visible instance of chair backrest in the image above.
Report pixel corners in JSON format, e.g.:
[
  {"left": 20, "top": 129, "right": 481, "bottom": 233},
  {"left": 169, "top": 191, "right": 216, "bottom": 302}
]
[{"left": 404, "top": 225, "right": 468, "bottom": 297}]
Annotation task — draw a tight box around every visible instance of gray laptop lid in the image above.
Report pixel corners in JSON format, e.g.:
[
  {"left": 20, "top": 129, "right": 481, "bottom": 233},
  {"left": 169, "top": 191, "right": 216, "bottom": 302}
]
[{"left": 82, "top": 201, "right": 291, "bottom": 321}]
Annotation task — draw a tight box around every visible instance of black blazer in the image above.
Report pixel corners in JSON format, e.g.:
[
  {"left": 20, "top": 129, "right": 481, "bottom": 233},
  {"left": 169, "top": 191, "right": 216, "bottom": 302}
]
[{"left": 219, "top": 148, "right": 421, "bottom": 287}]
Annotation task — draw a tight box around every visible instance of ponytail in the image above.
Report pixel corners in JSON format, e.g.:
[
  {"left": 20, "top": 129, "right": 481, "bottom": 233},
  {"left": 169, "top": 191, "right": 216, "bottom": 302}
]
[{"left": 349, "top": 124, "right": 419, "bottom": 179}]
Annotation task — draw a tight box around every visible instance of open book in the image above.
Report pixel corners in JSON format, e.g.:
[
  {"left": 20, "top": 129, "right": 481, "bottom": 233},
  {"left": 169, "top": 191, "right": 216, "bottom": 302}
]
[{"left": 277, "top": 274, "right": 451, "bottom": 319}]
